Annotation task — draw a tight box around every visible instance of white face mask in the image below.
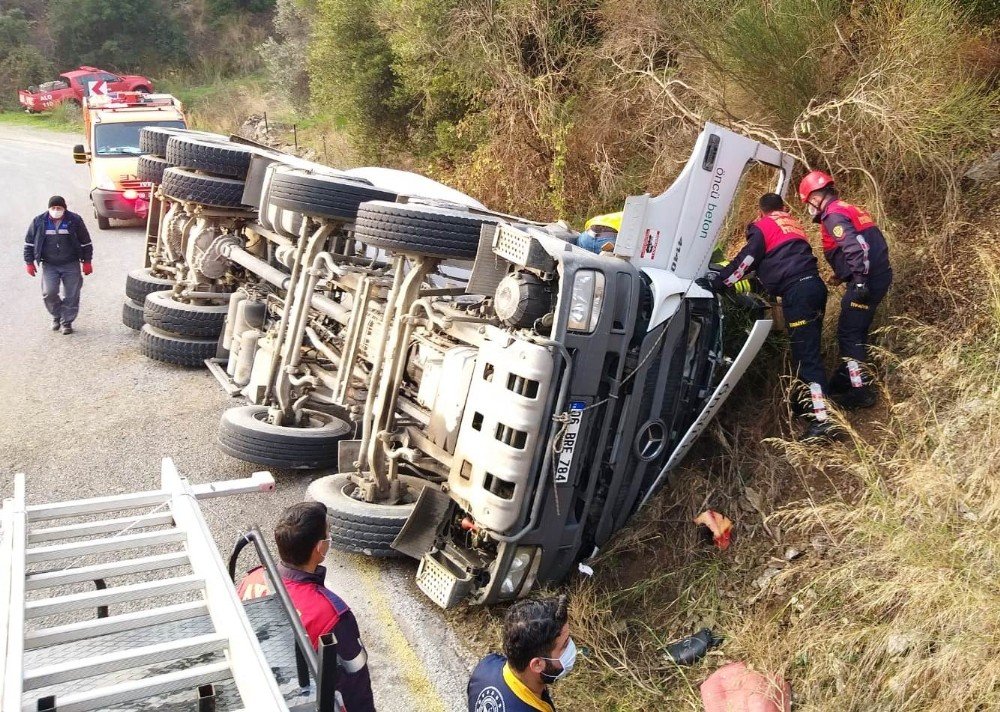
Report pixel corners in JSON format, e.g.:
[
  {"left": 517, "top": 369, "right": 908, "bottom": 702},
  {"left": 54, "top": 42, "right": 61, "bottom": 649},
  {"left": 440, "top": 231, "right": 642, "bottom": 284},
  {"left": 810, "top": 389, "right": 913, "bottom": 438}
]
[
  {"left": 540, "top": 637, "right": 577, "bottom": 682},
  {"left": 806, "top": 203, "right": 819, "bottom": 218},
  {"left": 49, "top": 208, "right": 65, "bottom": 220}
]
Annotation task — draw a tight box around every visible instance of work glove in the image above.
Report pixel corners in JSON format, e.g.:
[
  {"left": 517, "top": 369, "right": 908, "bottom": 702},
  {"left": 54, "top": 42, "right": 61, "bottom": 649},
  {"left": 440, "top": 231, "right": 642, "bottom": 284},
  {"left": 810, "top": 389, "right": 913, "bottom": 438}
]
[
  {"left": 25, "top": 263, "right": 36, "bottom": 277},
  {"left": 82, "top": 262, "right": 93, "bottom": 276},
  {"left": 849, "top": 281, "right": 869, "bottom": 303},
  {"left": 695, "top": 274, "right": 721, "bottom": 292}
]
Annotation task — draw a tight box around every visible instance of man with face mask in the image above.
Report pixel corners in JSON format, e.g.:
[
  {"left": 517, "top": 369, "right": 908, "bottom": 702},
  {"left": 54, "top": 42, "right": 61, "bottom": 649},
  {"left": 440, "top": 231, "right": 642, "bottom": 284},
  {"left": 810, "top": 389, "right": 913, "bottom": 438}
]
[
  {"left": 23, "top": 196, "right": 93, "bottom": 335},
  {"left": 798, "top": 171, "right": 893, "bottom": 409},
  {"left": 468, "top": 594, "right": 574, "bottom": 712},
  {"left": 237, "top": 502, "right": 375, "bottom": 712}
]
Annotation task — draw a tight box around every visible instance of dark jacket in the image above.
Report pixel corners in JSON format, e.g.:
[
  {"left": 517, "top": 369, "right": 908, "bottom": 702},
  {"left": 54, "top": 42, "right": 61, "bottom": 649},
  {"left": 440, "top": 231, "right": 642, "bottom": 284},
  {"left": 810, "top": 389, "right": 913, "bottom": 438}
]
[
  {"left": 237, "top": 564, "right": 375, "bottom": 712},
  {"left": 468, "top": 653, "right": 556, "bottom": 712},
  {"left": 716, "top": 211, "right": 819, "bottom": 296},
  {"left": 23, "top": 211, "right": 92, "bottom": 265},
  {"left": 818, "top": 200, "right": 891, "bottom": 283}
]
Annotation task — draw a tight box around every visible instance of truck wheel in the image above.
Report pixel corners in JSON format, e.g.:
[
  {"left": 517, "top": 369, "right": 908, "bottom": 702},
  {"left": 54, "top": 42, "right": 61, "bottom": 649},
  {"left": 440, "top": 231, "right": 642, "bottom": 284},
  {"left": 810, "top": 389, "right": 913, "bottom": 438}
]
[
  {"left": 217, "top": 406, "right": 351, "bottom": 470},
  {"left": 139, "top": 127, "right": 222, "bottom": 157},
  {"left": 137, "top": 155, "right": 170, "bottom": 184},
  {"left": 139, "top": 324, "right": 217, "bottom": 367},
  {"left": 353, "top": 200, "right": 500, "bottom": 260},
  {"left": 161, "top": 167, "right": 246, "bottom": 208},
  {"left": 267, "top": 169, "right": 395, "bottom": 222},
  {"left": 122, "top": 298, "right": 144, "bottom": 331},
  {"left": 125, "top": 268, "right": 175, "bottom": 303},
  {"left": 166, "top": 136, "right": 255, "bottom": 180},
  {"left": 143, "top": 290, "right": 229, "bottom": 338},
  {"left": 307, "top": 473, "right": 429, "bottom": 557}
]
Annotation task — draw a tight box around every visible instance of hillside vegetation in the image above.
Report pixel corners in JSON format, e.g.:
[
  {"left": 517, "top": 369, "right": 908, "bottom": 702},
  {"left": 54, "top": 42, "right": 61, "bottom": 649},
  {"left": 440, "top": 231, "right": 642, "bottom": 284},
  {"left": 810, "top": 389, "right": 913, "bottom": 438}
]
[
  {"left": 3, "top": 0, "right": 999, "bottom": 708},
  {"left": 296, "top": 1, "right": 1000, "bottom": 708}
]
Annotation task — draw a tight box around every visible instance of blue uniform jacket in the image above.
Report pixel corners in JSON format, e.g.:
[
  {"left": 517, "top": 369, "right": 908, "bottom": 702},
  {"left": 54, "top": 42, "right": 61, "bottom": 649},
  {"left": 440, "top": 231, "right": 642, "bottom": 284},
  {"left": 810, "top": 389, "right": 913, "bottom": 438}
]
[{"left": 467, "top": 653, "right": 556, "bottom": 712}]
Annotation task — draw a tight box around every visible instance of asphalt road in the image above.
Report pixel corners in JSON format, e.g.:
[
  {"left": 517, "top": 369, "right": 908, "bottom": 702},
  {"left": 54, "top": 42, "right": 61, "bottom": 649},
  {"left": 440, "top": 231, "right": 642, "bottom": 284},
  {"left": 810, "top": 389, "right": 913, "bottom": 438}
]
[{"left": 0, "top": 124, "right": 474, "bottom": 710}]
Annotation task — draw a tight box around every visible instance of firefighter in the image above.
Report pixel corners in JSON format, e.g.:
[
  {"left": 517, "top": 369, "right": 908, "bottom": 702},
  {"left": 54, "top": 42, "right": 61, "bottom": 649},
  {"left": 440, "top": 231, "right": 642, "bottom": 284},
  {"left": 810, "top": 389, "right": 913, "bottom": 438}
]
[
  {"left": 706, "top": 193, "right": 834, "bottom": 440},
  {"left": 237, "top": 502, "right": 375, "bottom": 711},
  {"left": 798, "top": 171, "right": 893, "bottom": 408}
]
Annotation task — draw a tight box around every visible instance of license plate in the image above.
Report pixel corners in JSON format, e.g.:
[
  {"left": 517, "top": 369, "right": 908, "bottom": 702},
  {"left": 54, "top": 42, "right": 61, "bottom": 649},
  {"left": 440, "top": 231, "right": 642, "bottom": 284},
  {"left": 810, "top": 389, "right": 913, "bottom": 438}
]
[{"left": 554, "top": 400, "right": 586, "bottom": 484}]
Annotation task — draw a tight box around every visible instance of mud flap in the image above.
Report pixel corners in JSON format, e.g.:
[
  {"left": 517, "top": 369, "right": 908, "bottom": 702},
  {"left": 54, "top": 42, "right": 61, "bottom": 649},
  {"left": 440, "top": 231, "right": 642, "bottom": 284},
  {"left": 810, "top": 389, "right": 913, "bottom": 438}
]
[
  {"left": 391, "top": 485, "right": 452, "bottom": 559},
  {"left": 638, "top": 318, "right": 773, "bottom": 509}
]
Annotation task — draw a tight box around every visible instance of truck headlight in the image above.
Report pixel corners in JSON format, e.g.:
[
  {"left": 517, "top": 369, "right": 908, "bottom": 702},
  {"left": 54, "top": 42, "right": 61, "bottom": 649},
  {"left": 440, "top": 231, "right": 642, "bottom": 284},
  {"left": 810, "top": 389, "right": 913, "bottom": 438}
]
[
  {"left": 499, "top": 547, "right": 535, "bottom": 597},
  {"left": 567, "top": 270, "right": 605, "bottom": 333}
]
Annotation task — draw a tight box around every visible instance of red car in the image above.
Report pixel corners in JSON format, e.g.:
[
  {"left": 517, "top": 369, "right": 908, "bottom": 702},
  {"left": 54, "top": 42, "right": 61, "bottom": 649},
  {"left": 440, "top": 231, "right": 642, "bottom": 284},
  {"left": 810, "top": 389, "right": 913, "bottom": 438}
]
[{"left": 18, "top": 66, "right": 153, "bottom": 113}]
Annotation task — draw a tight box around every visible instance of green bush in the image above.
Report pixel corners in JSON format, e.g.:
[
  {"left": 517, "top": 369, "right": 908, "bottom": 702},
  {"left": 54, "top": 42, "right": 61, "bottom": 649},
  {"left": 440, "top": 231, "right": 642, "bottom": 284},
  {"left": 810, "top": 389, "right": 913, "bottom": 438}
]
[
  {"left": 0, "top": 9, "right": 52, "bottom": 109},
  {"left": 48, "top": 0, "right": 187, "bottom": 71}
]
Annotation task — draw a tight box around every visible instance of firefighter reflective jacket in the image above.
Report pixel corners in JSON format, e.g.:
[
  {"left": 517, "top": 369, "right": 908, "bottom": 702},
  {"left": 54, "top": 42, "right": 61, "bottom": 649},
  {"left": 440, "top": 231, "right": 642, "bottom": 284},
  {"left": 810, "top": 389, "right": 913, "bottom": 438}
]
[
  {"left": 818, "top": 200, "right": 891, "bottom": 283},
  {"left": 238, "top": 564, "right": 375, "bottom": 712},
  {"left": 716, "top": 211, "right": 819, "bottom": 296}
]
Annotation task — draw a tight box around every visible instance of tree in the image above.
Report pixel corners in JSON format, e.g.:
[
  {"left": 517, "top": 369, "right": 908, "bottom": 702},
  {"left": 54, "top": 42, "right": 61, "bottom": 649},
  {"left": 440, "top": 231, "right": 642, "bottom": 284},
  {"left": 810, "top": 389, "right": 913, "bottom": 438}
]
[
  {"left": 48, "top": 0, "right": 187, "bottom": 71},
  {"left": 0, "top": 9, "right": 52, "bottom": 109}
]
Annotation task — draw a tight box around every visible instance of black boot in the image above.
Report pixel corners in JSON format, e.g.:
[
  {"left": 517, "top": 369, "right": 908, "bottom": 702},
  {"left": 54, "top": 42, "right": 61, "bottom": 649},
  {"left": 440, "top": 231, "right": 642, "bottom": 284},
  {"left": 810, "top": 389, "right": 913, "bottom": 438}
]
[
  {"left": 51, "top": 316, "right": 61, "bottom": 331},
  {"left": 800, "top": 418, "right": 839, "bottom": 442},
  {"left": 833, "top": 386, "right": 877, "bottom": 409}
]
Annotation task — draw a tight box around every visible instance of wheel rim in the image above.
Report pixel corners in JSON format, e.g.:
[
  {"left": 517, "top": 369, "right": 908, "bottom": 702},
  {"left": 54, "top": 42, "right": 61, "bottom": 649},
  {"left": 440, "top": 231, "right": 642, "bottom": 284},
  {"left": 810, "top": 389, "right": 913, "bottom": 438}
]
[
  {"left": 250, "top": 409, "right": 336, "bottom": 430},
  {"left": 341, "top": 477, "right": 420, "bottom": 506}
]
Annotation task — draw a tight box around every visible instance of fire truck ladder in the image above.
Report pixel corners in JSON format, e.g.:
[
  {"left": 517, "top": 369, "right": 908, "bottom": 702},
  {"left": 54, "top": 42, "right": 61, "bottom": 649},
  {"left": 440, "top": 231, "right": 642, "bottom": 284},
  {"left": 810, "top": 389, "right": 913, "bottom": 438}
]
[{"left": 0, "top": 458, "right": 290, "bottom": 712}]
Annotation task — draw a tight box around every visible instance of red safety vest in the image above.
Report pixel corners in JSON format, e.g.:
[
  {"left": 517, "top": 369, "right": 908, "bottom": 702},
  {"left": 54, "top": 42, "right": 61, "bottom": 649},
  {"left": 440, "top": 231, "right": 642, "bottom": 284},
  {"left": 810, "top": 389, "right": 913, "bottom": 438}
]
[
  {"left": 819, "top": 200, "right": 876, "bottom": 252},
  {"left": 752, "top": 210, "right": 809, "bottom": 252}
]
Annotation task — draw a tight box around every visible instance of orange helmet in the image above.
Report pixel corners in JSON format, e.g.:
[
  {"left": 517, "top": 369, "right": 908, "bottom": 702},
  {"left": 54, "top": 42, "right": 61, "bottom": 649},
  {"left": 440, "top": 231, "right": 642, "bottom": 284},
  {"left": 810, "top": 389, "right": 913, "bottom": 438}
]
[{"left": 797, "top": 170, "right": 834, "bottom": 203}]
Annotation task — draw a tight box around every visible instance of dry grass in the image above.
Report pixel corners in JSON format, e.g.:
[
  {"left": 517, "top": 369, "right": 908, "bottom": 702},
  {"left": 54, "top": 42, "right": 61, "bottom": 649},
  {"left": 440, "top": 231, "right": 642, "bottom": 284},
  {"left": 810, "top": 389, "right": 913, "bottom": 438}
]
[{"left": 475, "top": 239, "right": 1000, "bottom": 711}]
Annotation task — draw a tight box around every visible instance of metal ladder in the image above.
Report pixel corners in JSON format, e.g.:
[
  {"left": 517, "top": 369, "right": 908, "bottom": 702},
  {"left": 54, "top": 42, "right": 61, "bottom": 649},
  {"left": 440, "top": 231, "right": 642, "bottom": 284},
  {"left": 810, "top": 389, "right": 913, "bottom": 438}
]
[{"left": 0, "top": 458, "right": 290, "bottom": 712}]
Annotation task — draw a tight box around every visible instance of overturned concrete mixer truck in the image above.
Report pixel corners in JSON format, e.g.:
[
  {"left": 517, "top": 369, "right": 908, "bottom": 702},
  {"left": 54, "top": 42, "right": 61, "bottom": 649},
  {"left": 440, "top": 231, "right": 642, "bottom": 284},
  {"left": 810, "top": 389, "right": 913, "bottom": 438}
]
[{"left": 124, "top": 123, "right": 793, "bottom": 608}]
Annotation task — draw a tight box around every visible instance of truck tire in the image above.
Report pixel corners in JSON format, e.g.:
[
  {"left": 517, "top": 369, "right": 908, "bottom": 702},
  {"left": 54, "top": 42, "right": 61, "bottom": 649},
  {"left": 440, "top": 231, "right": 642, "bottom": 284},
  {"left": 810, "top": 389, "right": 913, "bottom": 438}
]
[
  {"left": 140, "top": 127, "right": 190, "bottom": 157},
  {"left": 267, "top": 170, "right": 396, "bottom": 222},
  {"left": 353, "top": 201, "right": 500, "bottom": 260},
  {"left": 306, "top": 473, "right": 429, "bottom": 557},
  {"left": 139, "top": 324, "right": 217, "bottom": 367},
  {"left": 143, "top": 290, "right": 229, "bottom": 338},
  {"left": 125, "top": 268, "right": 175, "bottom": 303},
  {"left": 137, "top": 155, "right": 170, "bottom": 184},
  {"left": 217, "top": 406, "right": 351, "bottom": 470},
  {"left": 166, "top": 136, "right": 255, "bottom": 179},
  {"left": 96, "top": 215, "right": 111, "bottom": 230},
  {"left": 122, "top": 298, "right": 144, "bottom": 331},
  {"left": 161, "top": 167, "right": 246, "bottom": 208}
]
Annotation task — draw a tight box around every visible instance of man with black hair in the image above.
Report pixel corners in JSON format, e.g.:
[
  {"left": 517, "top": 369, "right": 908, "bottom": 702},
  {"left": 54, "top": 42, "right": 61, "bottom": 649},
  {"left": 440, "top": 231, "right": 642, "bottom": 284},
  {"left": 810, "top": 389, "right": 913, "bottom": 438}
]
[
  {"left": 798, "top": 170, "right": 892, "bottom": 409},
  {"left": 237, "top": 502, "right": 375, "bottom": 712},
  {"left": 467, "top": 594, "right": 575, "bottom": 712},
  {"left": 707, "top": 193, "right": 833, "bottom": 440},
  {"left": 23, "top": 195, "right": 93, "bottom": 335}
]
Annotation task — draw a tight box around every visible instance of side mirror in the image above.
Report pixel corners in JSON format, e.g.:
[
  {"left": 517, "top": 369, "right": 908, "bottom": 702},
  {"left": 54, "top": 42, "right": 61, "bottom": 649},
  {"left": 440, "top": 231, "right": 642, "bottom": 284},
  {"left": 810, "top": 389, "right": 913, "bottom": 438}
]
[{"left": 72, "top": 144, "right": 90, "bottom": 164}]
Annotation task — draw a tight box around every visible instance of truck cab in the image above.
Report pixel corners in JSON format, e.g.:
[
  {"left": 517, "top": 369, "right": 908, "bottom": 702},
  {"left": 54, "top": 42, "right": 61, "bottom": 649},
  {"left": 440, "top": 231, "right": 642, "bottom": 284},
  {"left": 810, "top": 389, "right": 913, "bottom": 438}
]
[{"left": 73, "top": 93, "right": 186, "bottom": 229}]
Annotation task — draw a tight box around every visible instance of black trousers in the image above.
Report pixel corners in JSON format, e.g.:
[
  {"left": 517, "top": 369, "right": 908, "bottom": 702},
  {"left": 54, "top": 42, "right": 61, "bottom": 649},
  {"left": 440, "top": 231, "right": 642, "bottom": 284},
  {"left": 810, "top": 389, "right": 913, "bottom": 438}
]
[
  {"left": 781, "top": 275, "right": 828, "bottom": 389},
  {"left": 830, "top": 269, "right": 892, "bottom": 391}
]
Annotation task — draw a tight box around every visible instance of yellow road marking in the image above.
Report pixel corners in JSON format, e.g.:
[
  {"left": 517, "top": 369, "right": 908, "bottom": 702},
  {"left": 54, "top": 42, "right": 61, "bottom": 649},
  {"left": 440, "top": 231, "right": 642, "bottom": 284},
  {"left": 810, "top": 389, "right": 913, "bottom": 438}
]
[{"left": 355, "top": 555, "right": 447, "bottom": 711}]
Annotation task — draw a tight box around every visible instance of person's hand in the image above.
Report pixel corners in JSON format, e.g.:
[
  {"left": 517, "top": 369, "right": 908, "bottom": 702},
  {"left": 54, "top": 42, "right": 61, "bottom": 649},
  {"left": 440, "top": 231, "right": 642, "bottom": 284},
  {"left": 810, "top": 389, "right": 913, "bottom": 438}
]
[
  {"left": 82, "top": 262, "right": 93, "bottom": 276},
  {"left": 849, "top": 281, "right": 869, "bottom": 303},
  {"left": 696, "top": 274, "right": 721, "bottom": 292},
  {"left": 25, "top": 263, "right": 36, "bottom": 277},
  {"left": 825, "top": 274, "right": 843, "bottom": 287}
]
